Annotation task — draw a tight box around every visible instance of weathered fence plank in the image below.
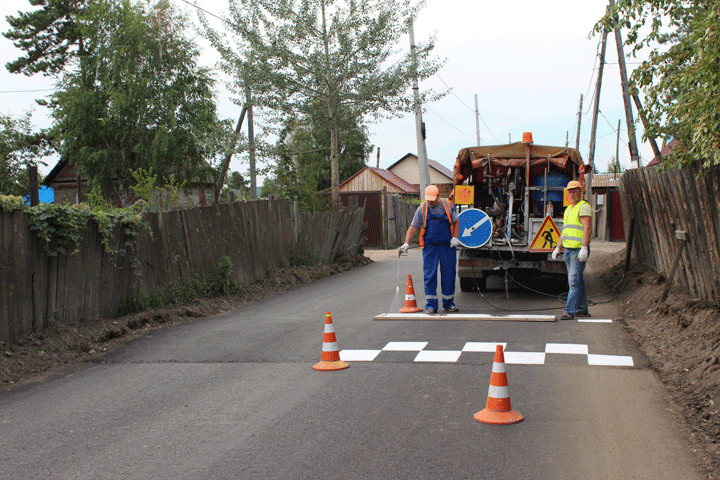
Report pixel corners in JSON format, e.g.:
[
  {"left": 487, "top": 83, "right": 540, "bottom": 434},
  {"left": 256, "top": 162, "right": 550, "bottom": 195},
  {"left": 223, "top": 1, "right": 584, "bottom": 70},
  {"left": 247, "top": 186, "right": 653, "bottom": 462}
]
[
  {"left": 0, "top": 199, "right": 365, "bottom": 344},
  {"left": 619, "top": 165, "right": 720, "bottom": 304}
]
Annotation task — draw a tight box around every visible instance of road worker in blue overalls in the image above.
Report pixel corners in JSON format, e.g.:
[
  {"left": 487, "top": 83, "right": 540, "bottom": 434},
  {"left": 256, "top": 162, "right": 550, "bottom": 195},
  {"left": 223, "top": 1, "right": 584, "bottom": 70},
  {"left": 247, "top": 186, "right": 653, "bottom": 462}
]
[{"left": 400, "top": 185, "right": 460, "bottom": 314}]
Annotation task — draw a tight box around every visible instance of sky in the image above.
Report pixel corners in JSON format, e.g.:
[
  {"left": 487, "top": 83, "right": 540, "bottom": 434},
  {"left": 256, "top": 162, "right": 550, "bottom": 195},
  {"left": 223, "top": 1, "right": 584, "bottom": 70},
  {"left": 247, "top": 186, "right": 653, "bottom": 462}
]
[{"left": 0, "top": 0, "right": 658, "bottom": 180}]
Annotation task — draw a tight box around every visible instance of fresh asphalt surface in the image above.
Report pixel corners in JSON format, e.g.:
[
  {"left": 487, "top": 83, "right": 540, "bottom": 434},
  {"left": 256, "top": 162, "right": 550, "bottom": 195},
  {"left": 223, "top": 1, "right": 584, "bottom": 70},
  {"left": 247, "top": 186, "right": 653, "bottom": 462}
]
[{"left": 0, "top": 244, "right": 704, "bottom": 479}]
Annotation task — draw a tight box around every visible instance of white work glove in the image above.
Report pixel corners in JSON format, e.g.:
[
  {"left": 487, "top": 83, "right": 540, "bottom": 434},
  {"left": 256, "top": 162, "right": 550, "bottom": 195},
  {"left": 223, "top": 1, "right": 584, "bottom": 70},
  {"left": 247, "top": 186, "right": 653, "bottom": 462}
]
[
  {"left": 450, "top": 237, "right": 460, "bottom": 248},
  {"left": 551, "top": 246, "right": 561, "bottom": 260},
  {"left": 399, "top": 243, "right": 410, "bottom": 254},
  {"left": 578, "top": 246, "right": 589, "bottom": 262}
]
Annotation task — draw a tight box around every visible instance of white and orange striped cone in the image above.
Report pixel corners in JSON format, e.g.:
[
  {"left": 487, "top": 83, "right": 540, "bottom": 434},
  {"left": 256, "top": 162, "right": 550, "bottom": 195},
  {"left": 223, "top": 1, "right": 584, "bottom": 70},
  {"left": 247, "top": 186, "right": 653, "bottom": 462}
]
[
  {"left": 474, "top": 344, "right": 524, "bottom": 425},
  {"left": 312, "top": 312, "right": 350, "bottom": 371},
  {"left": 399, "top": 274, "right": 423, "bottom": 313}
]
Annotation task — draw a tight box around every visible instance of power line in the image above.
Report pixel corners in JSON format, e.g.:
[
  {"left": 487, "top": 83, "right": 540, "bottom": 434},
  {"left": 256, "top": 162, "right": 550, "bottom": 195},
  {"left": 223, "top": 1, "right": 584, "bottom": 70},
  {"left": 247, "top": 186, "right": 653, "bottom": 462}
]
[
  {"left": 434, "top": 73, "right": 502, "bottom": 144},
  {"left": 0, "top": 89, "right": 55, "bottom": 93},
  {"left": 177, "top": 0, "right": 227, "bottom": 23},
  {"left": 426, "top": 106, "right": 474, "bottom": 139}
]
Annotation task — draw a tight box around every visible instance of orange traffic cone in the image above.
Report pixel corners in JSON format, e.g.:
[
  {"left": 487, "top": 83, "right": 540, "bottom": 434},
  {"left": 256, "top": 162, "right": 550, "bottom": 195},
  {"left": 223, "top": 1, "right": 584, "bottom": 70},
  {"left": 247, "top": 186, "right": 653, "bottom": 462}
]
[
  {"left": 313, "top": 312, "right": 349, "bottom": 371},
  {"left": 399, "top": 274, "right": 423, "bottom": 313},
  {"left": 474, "top": 344, "right": 524, "bottom": 425}
]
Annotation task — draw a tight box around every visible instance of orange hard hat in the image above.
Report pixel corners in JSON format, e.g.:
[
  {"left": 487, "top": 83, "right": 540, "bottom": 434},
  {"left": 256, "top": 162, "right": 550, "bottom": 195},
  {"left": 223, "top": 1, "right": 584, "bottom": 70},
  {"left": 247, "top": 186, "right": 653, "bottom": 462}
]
[
  {"left": 425, "top": 185, "right": 439, "bottom": 201},
  {"left": 566, "top": 180, "right": 583, "bottom": 190}
]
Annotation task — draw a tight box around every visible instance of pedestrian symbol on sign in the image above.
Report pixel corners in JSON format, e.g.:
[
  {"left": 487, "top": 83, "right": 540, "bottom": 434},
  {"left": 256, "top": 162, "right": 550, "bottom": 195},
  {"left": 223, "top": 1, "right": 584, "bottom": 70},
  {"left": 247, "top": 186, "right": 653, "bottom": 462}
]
[{"left": 529, "top": 217, "right": 561, "bottom": 252}]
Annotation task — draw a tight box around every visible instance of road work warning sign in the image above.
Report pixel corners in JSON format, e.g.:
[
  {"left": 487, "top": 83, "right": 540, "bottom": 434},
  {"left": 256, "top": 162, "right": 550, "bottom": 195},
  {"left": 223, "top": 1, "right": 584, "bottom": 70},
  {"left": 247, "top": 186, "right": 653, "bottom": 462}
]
[{"left": 529, "top": 216, "right": 561, "bottom": 252}]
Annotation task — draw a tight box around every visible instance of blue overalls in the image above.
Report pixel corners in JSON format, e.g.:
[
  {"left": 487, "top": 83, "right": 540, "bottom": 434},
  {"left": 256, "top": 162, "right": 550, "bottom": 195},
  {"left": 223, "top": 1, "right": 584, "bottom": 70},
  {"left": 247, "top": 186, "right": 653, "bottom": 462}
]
[{"left": 422, "top": 203, "right": 457, "bottom": 311}]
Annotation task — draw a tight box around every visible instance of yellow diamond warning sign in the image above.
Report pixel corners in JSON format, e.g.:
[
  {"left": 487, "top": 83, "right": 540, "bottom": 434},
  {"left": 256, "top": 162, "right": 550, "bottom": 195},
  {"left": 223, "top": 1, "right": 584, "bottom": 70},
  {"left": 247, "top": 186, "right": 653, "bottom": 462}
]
[{"left": 529, "top": 216, "right": 561, "bottom": 252}]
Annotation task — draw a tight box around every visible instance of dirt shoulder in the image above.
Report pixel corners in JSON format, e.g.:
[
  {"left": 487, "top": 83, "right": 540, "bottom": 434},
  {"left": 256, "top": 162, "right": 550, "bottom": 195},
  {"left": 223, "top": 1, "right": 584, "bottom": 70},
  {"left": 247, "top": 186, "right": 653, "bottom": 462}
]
[
  {"left": 2, "top": 246, "right": 719, "bottom": 477},
  {"left": 601, "top": 248, "right": 720, "bottom": 479}
]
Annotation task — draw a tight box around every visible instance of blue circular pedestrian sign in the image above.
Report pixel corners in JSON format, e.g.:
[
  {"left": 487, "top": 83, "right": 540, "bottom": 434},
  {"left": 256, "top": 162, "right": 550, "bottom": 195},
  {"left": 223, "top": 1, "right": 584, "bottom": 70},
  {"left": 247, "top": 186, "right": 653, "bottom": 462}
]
[{"left": 457, "top": 208, "right": 492, "bottom": 248}]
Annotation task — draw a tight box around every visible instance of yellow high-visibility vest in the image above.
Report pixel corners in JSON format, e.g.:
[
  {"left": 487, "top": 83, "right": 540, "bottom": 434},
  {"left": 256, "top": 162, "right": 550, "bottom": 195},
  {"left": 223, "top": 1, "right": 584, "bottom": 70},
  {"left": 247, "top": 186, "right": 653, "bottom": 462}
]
[{"left": 562, "top": 200, "right": 591, "bottom": 248}]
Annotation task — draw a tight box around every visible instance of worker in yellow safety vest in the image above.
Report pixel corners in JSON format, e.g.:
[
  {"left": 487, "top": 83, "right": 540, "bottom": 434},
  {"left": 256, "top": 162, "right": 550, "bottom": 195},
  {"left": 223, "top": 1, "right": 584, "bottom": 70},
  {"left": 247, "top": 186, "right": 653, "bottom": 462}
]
[{"left": 552, "top": 180, "right": 592, "bottom": 320}]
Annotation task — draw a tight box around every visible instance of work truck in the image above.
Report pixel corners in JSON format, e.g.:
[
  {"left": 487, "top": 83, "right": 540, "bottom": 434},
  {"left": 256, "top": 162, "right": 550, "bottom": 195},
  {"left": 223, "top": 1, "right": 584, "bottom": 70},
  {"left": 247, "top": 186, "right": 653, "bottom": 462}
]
[{"left": 452, "top": 133, "right": 589, "bottom": 292}]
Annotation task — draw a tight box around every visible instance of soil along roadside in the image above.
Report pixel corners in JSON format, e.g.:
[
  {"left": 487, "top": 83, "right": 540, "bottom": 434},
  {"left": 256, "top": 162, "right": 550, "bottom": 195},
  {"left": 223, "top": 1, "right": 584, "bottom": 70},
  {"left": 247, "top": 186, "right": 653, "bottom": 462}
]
[{"left": 602, "top": 247, "right": 720, "bottom": 479}]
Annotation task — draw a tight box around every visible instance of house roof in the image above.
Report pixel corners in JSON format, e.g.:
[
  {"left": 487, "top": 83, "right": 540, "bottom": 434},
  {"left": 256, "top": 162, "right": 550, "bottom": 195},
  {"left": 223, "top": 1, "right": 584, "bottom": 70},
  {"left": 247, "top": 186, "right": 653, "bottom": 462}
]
[
  {"left": 646, "top": 138, "right": 676, "bottom": 167},
  {"left": 591, "top": 173, "right": 622, "bottom": 190},
  {"left": 387, "top": 153, "right": 454, "bottom": 181},
  {"left": 339, "top": 166, "right": 420, "bottom": 193},
  {"left": 43, "top": 158, "right": 215, "bottom": 187}
]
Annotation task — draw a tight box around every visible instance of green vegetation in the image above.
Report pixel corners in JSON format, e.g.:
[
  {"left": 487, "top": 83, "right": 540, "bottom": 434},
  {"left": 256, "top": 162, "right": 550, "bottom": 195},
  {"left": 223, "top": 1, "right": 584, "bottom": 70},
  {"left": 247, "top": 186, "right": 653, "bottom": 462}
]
[
  {"left": 596, "top": 0, "right": 720, "bottom": 171},
  {"left": 202, "top": 0, "right": 445, "bottom": 207},
  {"left": 120, "top": 256, "right": 244, "bottom": 315}
]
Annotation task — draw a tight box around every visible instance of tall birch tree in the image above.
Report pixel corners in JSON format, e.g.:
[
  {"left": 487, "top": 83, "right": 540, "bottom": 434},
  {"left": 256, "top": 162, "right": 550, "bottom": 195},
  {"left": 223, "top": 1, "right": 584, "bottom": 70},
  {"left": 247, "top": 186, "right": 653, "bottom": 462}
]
[{"left": 209, "top": 0, "right": 443, "bottom": 207}]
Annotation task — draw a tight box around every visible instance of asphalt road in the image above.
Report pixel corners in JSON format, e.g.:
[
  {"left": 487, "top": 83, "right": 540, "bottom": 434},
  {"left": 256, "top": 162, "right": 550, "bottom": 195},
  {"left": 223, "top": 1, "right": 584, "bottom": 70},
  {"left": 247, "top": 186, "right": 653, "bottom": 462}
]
[{"left": 0, "top": 244, "right": 704, "bottom": 479}]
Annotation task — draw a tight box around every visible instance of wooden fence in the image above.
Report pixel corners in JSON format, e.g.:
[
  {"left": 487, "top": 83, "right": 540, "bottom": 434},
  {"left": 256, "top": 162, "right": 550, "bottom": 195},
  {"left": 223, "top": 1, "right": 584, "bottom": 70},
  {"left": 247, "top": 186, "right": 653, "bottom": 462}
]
[
  {"left": 619, "top": 165, "right": 720, "bottom": 304},
  {"left": 385, "top": 194, "right": 416, "bottom": 248},
  {"left": 0, "top": 199, "right": 365, "bottom": 344}
]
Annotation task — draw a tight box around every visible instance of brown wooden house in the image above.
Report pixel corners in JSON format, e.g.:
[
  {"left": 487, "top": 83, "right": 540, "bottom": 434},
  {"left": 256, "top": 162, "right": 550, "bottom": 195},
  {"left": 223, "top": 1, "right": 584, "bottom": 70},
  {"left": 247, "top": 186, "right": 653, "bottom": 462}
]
[{"left": 43, "top": 159, "right": 216, "bottom": 206}]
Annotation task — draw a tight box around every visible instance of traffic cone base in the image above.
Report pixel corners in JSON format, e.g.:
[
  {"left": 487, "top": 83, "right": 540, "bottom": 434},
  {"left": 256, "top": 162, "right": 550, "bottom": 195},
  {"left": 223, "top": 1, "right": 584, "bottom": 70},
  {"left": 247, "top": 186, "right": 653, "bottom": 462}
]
[
  {"left": 313, "top": 359, "right": 349, "bottom": 371},
  {"left": 399, "top": 274, "right": 423, "bottom": 313},
  {"left": 313, "top": 312, "right": 349, "bottom": 372},
  {"left": 475, "top": 344, "right": 523, "bottom": 425}
]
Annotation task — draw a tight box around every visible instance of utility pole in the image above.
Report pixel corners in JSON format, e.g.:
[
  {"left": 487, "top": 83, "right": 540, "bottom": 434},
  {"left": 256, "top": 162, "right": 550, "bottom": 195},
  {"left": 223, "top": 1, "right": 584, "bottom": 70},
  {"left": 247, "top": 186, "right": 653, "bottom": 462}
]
[
  {"left": 588, "top": 21, "right": 609, "bottom": 176},
  {"left": 410, "top": 21, "right": 431, "bottom": 200},
  {"left": 609, "top": 0, "right": 640, "bottom": 168},
  {"left": 474, "top": 94, "right": 481, "bottom": 146},
  {"left": 575, "top": 94, "right": 583, "bottom": 150},
  {"left": 615, "top": 119, "right": 621, "bottom": 179},
  {"left": 632, "top": 94, "right": 662, "bottom": 160}
]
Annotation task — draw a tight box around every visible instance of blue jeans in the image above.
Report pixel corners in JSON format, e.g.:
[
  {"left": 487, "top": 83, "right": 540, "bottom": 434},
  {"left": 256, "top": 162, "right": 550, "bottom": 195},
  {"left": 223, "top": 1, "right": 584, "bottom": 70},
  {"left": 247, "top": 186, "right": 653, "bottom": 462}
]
[{"left": 564, "top": 247, "right": 588, "bottom": 315}]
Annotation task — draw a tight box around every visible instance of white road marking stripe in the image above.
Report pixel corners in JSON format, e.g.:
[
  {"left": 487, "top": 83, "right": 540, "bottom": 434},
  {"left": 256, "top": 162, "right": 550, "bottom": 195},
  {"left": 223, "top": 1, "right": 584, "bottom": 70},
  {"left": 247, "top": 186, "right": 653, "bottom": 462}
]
[
  {"left": 462, "top": 342, "right": 507, "bottom": 352},
  {"left": 340, "top": 350, "right": 381, "bottom": 361},
  {"left": 546, "top": 343, "right": 589, "bottom": 355},
  {"left": 504, "top": 352, "right": 546, "bottom": 365},
  {"left": 588, "top": 354, "right": 634, "bottom": 366},
  {"left": 414, "top": 350, "right": 462, "bottom": 363},
  {"left": 382, "top": 341, "right": 428, "bottom": 351}
]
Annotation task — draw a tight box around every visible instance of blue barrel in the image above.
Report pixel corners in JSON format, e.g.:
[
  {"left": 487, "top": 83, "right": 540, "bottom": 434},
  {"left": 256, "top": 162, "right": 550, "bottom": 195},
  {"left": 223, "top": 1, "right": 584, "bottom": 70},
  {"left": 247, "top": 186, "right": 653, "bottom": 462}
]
[{"left": 532, "top": 172, "right": 570, "bottom": 203}]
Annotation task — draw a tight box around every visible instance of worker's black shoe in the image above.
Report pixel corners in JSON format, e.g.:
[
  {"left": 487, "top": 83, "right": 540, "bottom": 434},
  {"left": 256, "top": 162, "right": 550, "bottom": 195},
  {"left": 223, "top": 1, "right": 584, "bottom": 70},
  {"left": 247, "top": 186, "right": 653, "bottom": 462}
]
[
  {"left": 425, "top": 307, "right": 437, "bottom": 314},
  {"left": 444, "top": 305, "right": 458, "bottom": 312},
  {"left": 560, "top": 312, "right": 574, "bottom": 320},
  {"left": 574, "top": 312, "right": 592, "bottom": 318}
]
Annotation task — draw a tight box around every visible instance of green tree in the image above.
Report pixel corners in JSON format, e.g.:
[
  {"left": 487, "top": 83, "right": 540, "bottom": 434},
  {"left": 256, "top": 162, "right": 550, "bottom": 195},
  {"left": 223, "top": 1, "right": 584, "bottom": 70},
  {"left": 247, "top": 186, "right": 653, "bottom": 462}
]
[
  {"left": 266, "top": 108, "right": 371, "bottom": 211},
  {"left": 51, "top": 0, "right": 228, "bottom": 205},
  {"left": 225, "top": 171, "right": 251, "bottom": 199},
  {"left": 0, "top": 111, "right": 53, "bottom": 196},
  {"left": 595, "top": 1, "right": 720, "bottom": 171},
  {"left": 4, "top": 0, "right": 88, "bottom": 76},
  {"left": 211, "top": 0, "right": 443, "bottom": 208}
]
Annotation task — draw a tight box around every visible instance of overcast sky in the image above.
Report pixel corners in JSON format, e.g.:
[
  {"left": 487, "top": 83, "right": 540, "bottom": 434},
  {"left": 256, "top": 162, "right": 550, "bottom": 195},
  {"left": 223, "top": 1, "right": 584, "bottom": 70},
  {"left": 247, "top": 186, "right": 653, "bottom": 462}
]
[{"left": 1, "top": 0, "right": 657, "bottom": 178}]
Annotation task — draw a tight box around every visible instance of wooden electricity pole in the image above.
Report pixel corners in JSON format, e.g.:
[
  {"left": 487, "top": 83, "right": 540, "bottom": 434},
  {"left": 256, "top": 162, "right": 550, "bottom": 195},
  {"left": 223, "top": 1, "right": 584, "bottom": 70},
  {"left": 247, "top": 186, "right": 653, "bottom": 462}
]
[
  {"left": 575, "top": 94, "right": 583, "bottom": 151},
  {"left": 587, "top": 25, "right": 608, "bottom": 175},
  {"left": 609, "top": 0, "right": 640, "bottom": 168}
]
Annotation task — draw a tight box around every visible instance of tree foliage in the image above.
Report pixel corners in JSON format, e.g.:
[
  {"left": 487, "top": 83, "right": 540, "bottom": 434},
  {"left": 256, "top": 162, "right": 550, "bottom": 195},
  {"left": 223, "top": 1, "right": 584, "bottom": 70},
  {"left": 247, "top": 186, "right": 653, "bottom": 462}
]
[
  {"left": 265, "top": 109, "right": 371, "bottom": 210},
  {"left": 596, "top": 0, "right": 720, "bottom": 171},
  {"left": 206, "top": 0, "right": 444, "bottom": 206},
  {"left": 0, "top": 111, "right": 53, "bottom": 196},
  {"left": 51, "top": 0, "right": 228, "bottom": 205},
  {"left": 3, "top": 0, "right": 88, "bottom": 76}
]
